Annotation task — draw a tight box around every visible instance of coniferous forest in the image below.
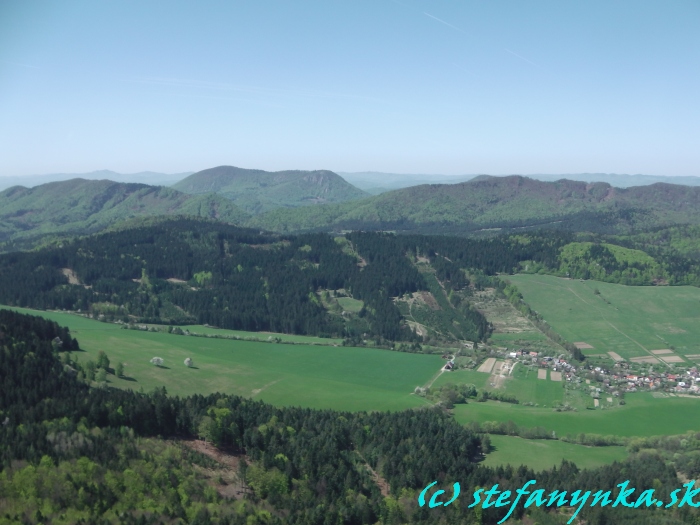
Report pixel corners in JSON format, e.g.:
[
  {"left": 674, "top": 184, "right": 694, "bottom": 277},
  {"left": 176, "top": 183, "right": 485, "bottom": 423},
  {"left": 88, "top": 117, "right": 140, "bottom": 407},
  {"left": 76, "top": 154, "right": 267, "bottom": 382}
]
[{"left": 2, "top": 218, "right": 699, "bottom": 350}]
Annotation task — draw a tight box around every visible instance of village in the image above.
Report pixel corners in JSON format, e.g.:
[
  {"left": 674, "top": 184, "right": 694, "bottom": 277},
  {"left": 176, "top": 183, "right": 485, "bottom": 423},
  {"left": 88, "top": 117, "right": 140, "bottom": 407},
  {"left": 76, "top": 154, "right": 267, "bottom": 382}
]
[{"left": 441, "top": 340, "right": 700, "bottom": 409}]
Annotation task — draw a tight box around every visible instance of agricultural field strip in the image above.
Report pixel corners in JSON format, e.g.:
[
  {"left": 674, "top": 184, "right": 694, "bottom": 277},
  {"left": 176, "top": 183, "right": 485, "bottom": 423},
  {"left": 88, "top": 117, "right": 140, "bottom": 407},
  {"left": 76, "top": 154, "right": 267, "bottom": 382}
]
[
  {"left": 477, "top": 357, "right": 497, "bottom": 373},
  {"left": 559, "top": 281, "right": 664, "bottom": 362},
  {"left": 510, "top": 275, "right": 696, "bottom": 363}
]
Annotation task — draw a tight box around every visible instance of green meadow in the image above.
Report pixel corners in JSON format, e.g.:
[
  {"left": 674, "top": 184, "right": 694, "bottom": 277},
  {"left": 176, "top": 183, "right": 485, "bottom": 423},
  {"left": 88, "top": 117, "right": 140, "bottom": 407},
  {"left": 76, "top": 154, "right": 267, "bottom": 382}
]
[
  {"left": 2, "top": 306, "right": 441, "bottom": 412},
  {"left": 507, "top": 274, "right": 700, "bottom": 361},
  {"left": 7, "top": 304, "right": 699, "bottom": 444},
  {"left": 453, "top": 393, "right": 700, "bottom": 438},
  {"left": 482, "top": 435, "right": 628, "bottom": 471},
  {"left": 336, "top": 297, "right": 364, "bottom": 313}
]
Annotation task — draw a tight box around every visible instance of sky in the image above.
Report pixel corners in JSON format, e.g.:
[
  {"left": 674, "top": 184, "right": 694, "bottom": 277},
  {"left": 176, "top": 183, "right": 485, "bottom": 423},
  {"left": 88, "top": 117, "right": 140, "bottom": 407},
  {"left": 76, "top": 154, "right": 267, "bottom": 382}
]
[{"left": 1, "top": 0, "right": 699, "bottom": 178}]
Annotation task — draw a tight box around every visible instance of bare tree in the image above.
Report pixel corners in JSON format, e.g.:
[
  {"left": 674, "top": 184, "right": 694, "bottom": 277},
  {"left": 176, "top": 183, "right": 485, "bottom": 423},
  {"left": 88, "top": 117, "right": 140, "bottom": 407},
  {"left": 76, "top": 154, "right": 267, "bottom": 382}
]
[
  {"left": 184, "top": 357, "right": 194, "bottom": 367},
  {"left": 150, "top": 357, "right": 164, "bottom": 367}
]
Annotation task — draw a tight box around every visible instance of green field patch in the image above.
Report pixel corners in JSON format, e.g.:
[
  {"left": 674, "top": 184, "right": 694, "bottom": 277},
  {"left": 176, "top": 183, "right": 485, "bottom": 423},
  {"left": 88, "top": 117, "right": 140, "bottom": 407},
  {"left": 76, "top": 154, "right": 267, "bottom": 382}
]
[
  {"left": 454, "top": 393, "right": 700, "bottom": 437},
  {"left": 501, "top": 366, "right": 564, "bottom": 406},
  {"left": 336, "top": 297, "right": 364, "bottom": 313},
  {"left": 507, "top": 274, "right": 700, "bottom": 360},
  {"left": 483, "top": 435, "right": 628, "bottom": 471},
  {"left": 2, "top": 306, "right": 441, "bottom": 412}
]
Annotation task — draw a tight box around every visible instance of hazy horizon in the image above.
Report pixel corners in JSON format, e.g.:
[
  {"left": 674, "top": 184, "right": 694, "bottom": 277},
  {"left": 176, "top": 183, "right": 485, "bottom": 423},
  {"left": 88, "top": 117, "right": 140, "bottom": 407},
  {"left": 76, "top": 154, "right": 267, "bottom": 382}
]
[
  {"left": 2, "top": 1, "right": 699, "bottom": 177},
  {"left": 2, "top": 168, "right": 699, "bottom": 180}
]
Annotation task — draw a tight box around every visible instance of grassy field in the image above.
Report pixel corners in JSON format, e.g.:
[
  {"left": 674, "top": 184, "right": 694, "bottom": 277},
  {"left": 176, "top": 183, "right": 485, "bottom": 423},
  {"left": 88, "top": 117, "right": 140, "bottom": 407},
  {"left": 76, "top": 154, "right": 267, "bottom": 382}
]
[
  {"left": 483, "top": 435, "right": 628, "bottom": 471},
  {"left": 507, "top": 274, "right": 700, "bottom": 361},
  {"left": 2, "top": 306, "right": 442, "bottom": 412},
  {"left": 454, "top": 392, "right": 700, "bottom": 437}
]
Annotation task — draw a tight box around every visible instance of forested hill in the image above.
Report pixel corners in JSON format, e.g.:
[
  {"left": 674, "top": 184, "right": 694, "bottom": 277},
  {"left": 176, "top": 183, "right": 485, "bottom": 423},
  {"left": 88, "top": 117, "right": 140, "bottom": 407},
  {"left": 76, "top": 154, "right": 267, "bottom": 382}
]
[
  {"left": 0, "top": 178, "right": 250, "bottom": 250},
  {"left": 0, "top": 218, "right": 581, "bottom": 344},
  {"left": 248, "top": 175, "right": 700, "bottom": 235},
  {"left": 0, "top": 219, "right": 433, "bottom": 342},
  {"left": 1, "top": 310, "right": 697, "bottom": 524},
  {"left": 2, "top": 218, "right": 700, "bottom": 346},
  {"left": 173, "top": 165, "right": 369, "bottom": 214}
]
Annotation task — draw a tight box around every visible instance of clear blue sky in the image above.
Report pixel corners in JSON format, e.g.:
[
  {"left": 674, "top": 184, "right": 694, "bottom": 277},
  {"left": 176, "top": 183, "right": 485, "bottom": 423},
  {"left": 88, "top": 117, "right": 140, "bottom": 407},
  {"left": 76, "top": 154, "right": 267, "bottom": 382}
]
[{"left": 1, "top": 0, "right": 699, "bottom": 177}]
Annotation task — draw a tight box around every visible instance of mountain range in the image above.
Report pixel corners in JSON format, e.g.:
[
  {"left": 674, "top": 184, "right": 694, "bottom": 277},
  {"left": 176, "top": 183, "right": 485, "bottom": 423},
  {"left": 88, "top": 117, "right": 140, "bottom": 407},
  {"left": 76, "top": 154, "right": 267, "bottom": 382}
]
[
  {"left": 248, "top": 175, "right": 700, "bottom": 235},
  {"left": 4, "top": 170, "right": 700, "bottom": 251},
  {"left": 172, "top": 165, "right": 369, "bottom": 214},
  {"left": 0, "top": 178, "right": 248, "bottom": 250},
  {"left": 339, "top": 171, "right": 700, "bottom": 193}
]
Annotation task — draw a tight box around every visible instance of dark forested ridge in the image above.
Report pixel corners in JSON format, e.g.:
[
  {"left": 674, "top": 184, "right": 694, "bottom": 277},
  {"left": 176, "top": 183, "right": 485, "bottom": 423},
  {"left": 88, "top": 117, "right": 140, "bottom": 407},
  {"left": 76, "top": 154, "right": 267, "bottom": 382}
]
[
  {"left": 1, "top": 310, "right": 698, "bottom": 524},
  {"left": 1, "top": 218, "right": 699, "bottom": 351},
  {"left": 0, "top": 219, "right": 428, "bottom": 342}
]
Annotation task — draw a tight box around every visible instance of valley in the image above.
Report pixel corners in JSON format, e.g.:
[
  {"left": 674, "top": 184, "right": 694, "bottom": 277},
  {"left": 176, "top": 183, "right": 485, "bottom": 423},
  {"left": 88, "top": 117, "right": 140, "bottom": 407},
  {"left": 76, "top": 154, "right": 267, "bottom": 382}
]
[
  {"left": 3, "top": 204, "right": 700, "bottom": 525},
  {"left": 4, "top": 3, "right": 699, "bottom": 521}
]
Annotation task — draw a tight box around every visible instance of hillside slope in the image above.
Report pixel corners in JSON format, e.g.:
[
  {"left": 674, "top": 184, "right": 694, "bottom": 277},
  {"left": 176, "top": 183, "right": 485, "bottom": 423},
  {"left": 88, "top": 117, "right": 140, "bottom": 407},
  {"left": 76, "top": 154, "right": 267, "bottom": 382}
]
[
  {"left": 248, "top": 175, "right": 700, "bottom": 234},
  {"left": 173, "top": 165, "right": 369, "bottom": 214},
  {"left": 0, "top": 178, "right": 249, "bottom": 249}
]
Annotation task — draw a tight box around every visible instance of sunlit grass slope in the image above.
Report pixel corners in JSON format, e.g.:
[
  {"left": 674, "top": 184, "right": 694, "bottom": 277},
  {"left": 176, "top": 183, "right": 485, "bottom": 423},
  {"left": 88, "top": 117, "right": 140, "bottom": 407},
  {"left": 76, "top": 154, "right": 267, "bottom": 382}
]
[{"left": 2, "top": 306, "right": 440, "bottom": 412}]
